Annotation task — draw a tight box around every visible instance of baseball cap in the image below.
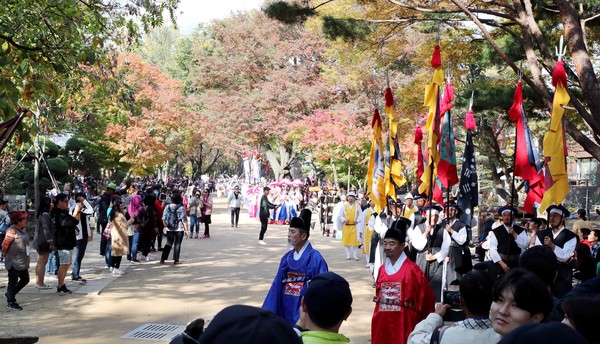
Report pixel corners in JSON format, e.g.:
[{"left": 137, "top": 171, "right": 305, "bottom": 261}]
[
  {"left": 10, "top": 211, "right": 29, "bottom": 223},
  {"left": 107, "top": 183, "right": 117, "bottom": 190},
  {"left": 263, "top": 186, "right": 271, "bottom": 191}
]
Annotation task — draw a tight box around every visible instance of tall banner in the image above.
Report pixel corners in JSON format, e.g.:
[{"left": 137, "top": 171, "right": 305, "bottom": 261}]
[
  {"left": 539, "top": 60, "right": 570, "bottom": 214},
  {"left": 383, "top": 87, "right": 406, "bottom": 201},
  {"left": 438, "top": 81, "right": 458, "bottom": 189},
  {"left": 419, "top": 44, "right": 444, "bottom": 197},
  {"left": 457, "top": 108, "right": 478, "bottom": 228},
  {"left": 507, "top": 82, "right": 544, "bottom": 214},
  {"left": 367, "top": 109, "right": 386, "bottom": 211}
]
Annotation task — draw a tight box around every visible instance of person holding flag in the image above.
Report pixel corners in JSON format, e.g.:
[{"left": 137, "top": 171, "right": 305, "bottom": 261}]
[
  {"left": 338, "top": 192, "right": 363, "bottom": 261},
  {"left": 532, "top": 205, "right": 577, "bottom": 298},
  {"left": 487, "top": 206, "right": 528, "bottom": 279},
  {"left": 411, "top": 202, "right": 449, "bottom": 301}
]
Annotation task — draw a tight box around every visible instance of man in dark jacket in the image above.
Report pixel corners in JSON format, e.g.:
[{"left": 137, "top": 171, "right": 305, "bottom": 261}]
[
  {"left": 52, "top": 193, "right": 81, "bottom": 294},
  {"left": 258, "top": 187, "right": 277, "bottom": 245}
]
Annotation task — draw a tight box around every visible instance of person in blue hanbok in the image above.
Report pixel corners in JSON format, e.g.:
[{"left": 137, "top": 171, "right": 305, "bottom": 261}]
[{"left": 262, "top": 209, "right": 328, "bottom": 325}]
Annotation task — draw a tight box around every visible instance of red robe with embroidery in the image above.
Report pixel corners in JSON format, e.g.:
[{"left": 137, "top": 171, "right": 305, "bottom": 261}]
[{"left": 371, "top": 256, "right": 435, "bottom": 344}]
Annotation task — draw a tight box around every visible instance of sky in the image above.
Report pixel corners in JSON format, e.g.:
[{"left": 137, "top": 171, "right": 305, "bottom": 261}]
[{"left": 176, "top": 0, "right": 265, "bottom": 34}]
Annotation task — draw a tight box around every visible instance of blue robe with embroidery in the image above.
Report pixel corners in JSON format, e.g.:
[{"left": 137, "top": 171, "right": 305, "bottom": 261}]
[{"left": 262, "top": 242, "right": 329, "bottom": 325}]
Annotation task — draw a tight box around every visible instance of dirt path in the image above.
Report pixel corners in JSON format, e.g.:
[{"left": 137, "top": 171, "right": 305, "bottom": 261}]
[{"left": 1, "top": 196, "right": 374, "bottom": 343}]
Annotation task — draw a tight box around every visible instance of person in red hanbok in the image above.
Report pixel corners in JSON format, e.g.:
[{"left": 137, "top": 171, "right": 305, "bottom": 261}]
[{"left": 372, "top": 219, "right": 435, "bottom": 344}]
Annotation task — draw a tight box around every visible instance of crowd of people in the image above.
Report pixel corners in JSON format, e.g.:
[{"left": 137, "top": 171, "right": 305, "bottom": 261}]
[{"left": 2, "top": 175, "right": 600, "bottom": 344}]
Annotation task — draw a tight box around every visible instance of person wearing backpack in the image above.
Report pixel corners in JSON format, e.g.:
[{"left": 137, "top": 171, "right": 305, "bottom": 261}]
[{"left": 160, "top": 193, "right": 188, "bottom": 264}]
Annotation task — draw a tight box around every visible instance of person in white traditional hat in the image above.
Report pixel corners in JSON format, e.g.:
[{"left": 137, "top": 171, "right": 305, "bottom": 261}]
[
  {"left": 487, "top": 206, "right": 528, "bottom": 280},
  {"left": 532, "top": 204, "right": 577, "bottom": 298},
  {"left": 337, "top": 192, "right": 363, "bottom": 261},
  {"left": 402, "top": 192, "right": 417, "bottom": 219}
]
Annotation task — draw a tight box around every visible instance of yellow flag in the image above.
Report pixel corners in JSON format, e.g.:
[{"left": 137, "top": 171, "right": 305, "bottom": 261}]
[{"left": 539, "top": 61, "right": 570, "bottom": 214}]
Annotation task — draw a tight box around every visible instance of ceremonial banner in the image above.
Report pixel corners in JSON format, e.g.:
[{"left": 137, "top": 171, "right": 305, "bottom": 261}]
[
  {"left": 367, "top": 109, "right": 386, "bottom": 211},
  {"left": 438, "top": 81, "right": 458, "bottom": 189},
  {"left": 457, "top": 108, "right": 478, "bottom": 227},
  {"left": 507, "top": 82, "right": 544, "bottom": 214},
  {"left": 419, "top": 44, "right": 444, "bottom": 196},
  {"left": 539, "top": 60, "right": 570, "bottom": 214},
  {"left": 383, "top": 88, "right": 406, "bottom": 201}
]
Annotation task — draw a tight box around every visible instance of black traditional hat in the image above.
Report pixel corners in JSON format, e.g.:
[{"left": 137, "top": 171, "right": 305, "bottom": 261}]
[
  {"left": 289, "top": 208, "right": 312, "bottom": 232},
  {"left": 423, "top": 202, "right": 443, "bottom": 214},
  {"left": 498, "top": 205, "right": 518, "bottom": 216},
  {"left": 444, "top": 201, "right": 462, "bottom": 216},
  {"left": 384, "top": 226, "right": 407, "bottom": 243},
  {"left": 547, "top": 204, "right": 570, "bottom": 218},
  {"left": 413, "top": 193, "right": 427, "bottom": 201}
]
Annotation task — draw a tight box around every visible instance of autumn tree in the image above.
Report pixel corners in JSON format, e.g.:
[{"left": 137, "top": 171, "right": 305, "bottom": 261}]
[{"left": 187, "top": 11, "right": 344, "bottom": 179}]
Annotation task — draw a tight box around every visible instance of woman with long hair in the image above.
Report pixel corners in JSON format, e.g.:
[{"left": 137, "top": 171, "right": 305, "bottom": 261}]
[
  {"left": 109, "top": 199, "right": 133, "bottom": 274},
  {"left": 200, "top": 189, "right": 213, "bottom": 239},
  {"left": 127, "top": 194, "right": 147, "bottom": 262},
  {"left": 562, "top": 294, "right": 600, "bottom": 344},
  {"left": 32, "top": 197, "right": 55, "bottom": 289}
]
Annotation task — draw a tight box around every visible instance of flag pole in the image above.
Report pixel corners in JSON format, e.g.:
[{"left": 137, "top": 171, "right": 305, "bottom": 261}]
[
  {"left": 509, "top": 71, "right": 522, "bottom": 225},
  {"left": 445, "top": 65, "right": 452, "bottom": 220}
]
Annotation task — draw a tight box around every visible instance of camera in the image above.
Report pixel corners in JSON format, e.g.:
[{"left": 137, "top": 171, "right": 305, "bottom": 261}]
[{"left": 443, "top": 290, "right": 461, "bottom": 310}]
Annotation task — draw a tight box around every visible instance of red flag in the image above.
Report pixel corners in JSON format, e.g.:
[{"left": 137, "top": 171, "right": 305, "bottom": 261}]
[{"left": 508, "top": 82, "right": 545, "bottom": 214}]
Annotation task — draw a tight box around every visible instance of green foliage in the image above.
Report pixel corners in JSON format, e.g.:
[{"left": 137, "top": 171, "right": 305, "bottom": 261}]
[
  {"left": 45, "top": 158, "right": 69, "bottom": 179},
  {"left": 264, "top": 1, "right": 316, "bottom": 24},
  {"left": 322, "top": 16, "right": 373, "bottom": 41}
]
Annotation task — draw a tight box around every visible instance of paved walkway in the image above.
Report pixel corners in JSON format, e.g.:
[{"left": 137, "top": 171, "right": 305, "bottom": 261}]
[{"left": 1, "top": 197, "right": 374, "bottom": 343}]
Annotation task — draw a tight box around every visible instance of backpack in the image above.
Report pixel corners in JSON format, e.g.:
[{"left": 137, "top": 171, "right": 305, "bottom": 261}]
[{"left": 165, "top": 205, "right": 182, "bottom": 230}]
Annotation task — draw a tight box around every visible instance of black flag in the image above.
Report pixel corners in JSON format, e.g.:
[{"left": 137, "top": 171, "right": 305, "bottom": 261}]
[{"left": 457, "top": 130, "right": 478, "bottom": 238}]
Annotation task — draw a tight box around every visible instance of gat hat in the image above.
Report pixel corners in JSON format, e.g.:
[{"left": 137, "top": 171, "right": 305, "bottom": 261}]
[
  {"left": 10, "top": 211, "right": 29, "bottom": 223},
  {"left": 263, "top": 186, "right": 271, "bottom": 191},
  {"left": 107, "top": 183, "right": 117, "bottom": 190},
  {"left": 384, "top": 226, "right": 407, "bottom": 243},
  {"left": 347, "top": 192, "right": 357, "bottom": 198},
  {"left": 390, "top": 217, "right": 411, "bottom": 232},
  {"left": 498, "top": 205, "right": 517, "bottom": 215},
  {"left": 423, "top": 202, "right": 443, "bottom": 215},
  {"left": 413, "top": 193, "right": 427, "bottom": 200},
  {"left": 199, "top": 305, "right": 301, "bottom": 344},
  {"left": 444, "top": 201, "right": 462, "bottom": 216},
  {"left": 498, "top": 323, "right": 587, "bottom": 344},
  {"left": 289, "top": 209, "right": 312, "bottom": 232},
  {"left": 547, "top": 204, "right": 570, "bottom": 218},
  {"left": 404, "top": 192, "right": 414, "bottom": 200},
  {"left": 304, "top": 272, "right": 352, "bottom": 327}
]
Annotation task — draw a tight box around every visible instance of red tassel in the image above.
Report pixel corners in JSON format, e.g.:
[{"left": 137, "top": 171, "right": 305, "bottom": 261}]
[
  {"left": 414, "top": 125, "right": 423, "bottom": 144},
  {"left": 431, "top": 45, "right": 441, "bottom": 68},
  {"left": 384, "top": 88, "right": 394, "bottom": 108},
  {"left": 371, "top": 109, "right": 382, "bottom": 129},
  {"left": 465, "top": 109, "right": 476, "bottom": 130},
  {"left": 552, "top": 60, "right": 567, "bottom": 87}
]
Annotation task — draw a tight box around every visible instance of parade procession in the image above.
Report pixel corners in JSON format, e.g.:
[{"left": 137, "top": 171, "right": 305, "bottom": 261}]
[{"left": 1, "top": 1, "right": 600, "bottom": 344}]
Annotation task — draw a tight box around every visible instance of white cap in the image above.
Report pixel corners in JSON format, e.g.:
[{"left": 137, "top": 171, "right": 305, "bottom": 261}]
[
  {"left": 405, "top": 192, "right": 413, "bottom": 200},
  {"left": 549, "top": 208, "right": 564, "bottom": 216}
]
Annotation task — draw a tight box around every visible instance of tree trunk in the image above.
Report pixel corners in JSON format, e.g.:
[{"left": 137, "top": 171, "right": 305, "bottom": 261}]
[{"left": 331, "top": 157, "right": 339, "bottom": 187}]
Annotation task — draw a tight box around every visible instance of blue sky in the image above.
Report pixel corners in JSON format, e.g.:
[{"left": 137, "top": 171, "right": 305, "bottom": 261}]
[{"left": 176, "top": 0, "right": 264, "bottom": 34}]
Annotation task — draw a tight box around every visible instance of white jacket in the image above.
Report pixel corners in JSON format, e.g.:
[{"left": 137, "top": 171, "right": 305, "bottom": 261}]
[{"left": 408, "top": 313, "right": 500, "bottom": 344}]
